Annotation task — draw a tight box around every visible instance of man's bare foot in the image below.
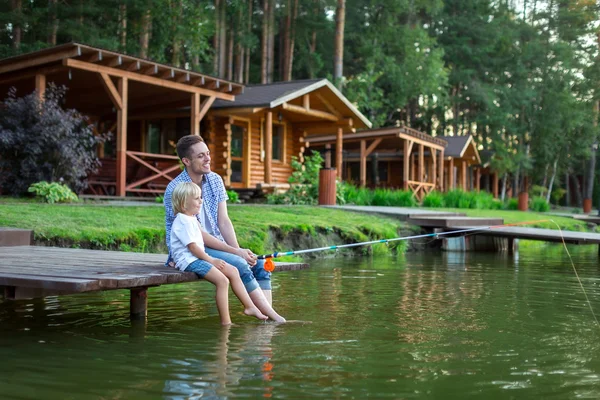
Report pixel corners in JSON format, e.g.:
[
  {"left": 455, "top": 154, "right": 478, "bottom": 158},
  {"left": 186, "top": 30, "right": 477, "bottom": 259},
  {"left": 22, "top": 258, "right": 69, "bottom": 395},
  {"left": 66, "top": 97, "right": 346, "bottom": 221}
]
[
  {"left": 269, "top": 314, "right": 286, "bottom": 323},
  {"left": 244, "top": 307, "right": 268, "bottom": 321}
]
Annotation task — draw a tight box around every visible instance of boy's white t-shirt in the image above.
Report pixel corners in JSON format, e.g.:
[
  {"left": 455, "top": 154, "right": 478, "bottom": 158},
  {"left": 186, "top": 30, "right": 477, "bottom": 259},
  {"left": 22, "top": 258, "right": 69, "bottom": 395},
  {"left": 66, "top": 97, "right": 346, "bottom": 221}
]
[{"left": 170, "top": 213, "right": 206, "bottom": 271}]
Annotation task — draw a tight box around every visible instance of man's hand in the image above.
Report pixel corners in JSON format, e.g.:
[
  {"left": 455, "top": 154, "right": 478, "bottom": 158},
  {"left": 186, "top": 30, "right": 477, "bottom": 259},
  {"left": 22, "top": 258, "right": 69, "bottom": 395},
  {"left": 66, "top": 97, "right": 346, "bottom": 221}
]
[
  {"left": 210, "top": 257, "right": 228, "bottom": 271},
  {"left": 236, "top": 248, "right": 257, "bottom": 266}
]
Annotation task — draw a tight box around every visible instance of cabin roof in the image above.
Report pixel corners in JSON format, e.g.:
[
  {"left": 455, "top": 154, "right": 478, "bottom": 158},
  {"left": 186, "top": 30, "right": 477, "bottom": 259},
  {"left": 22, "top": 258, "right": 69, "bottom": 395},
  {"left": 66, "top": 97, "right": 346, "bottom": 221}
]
[
  {"left": 212, "top": 78, "right": 372, "bottom": 129},
  {"left": 441, "top": 135, "right": 481, "bottom": 164},
  {"left": 0, "top": 42, "right": 243, "bottom": 100}
]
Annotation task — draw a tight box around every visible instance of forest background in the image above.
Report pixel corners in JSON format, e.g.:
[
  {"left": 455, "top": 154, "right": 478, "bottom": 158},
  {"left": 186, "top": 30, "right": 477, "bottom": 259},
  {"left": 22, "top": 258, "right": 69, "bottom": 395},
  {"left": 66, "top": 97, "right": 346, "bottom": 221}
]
[{"left": 2, "top": 0, "right": 600, "bottom": 206}]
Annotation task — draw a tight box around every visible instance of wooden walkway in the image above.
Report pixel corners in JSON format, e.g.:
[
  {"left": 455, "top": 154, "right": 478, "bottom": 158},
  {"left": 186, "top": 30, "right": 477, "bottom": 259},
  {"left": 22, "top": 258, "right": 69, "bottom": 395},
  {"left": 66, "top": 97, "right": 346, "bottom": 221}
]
[
  {"left": 0, "top": 246, "right": 308, "bottom": 319},
  {"left": 455, "top": 226, "right": 600, "bottom": 245}
]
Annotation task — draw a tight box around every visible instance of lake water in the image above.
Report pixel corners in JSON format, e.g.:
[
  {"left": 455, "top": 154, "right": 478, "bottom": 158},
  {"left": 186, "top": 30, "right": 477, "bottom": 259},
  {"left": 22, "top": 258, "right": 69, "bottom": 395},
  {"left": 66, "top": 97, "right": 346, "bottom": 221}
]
[{"left": 2, "top": 245, "right": 600, "bottom": 399}]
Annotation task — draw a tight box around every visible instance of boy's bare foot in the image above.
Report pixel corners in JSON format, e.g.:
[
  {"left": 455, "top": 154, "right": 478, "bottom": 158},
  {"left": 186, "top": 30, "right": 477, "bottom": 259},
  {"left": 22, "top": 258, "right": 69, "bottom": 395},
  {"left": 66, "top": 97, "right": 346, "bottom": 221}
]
[{"left": 244, "top": 307, "right": 268, "bottom": 321}]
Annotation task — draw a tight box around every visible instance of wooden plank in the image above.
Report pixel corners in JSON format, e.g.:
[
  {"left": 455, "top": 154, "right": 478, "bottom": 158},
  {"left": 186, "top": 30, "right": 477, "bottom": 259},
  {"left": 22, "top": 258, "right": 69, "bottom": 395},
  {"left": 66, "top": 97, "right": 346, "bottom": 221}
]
[
  {"left": 0, "top": 273, "right": 100, "bottom": 292},
  {"left": 281, "top": 102, "right": 339, "bottom": 122},
  {"left": 0, "top": 46, "right": 80, "bottom": 74},
  {"left": 63, "top": 58, "right": 235, "bottom": 101},
  {"left": 116, "top": 77, "right": 128, "bottom": 197},
  {"left": 0, "top": 228, "right": 32, "bottom": 246},
  {"left": 98, "top": 72, "right": 123, "bottom": 110},
  {"left": 336, "top": 127, "right": 343, "bottom": 179},
  {"left": 265, "top": 111, "right": 273, "bottom": 184},
  {"left": 407, "top": 216, "right": 503, "bottom": 228},
  {"left": 360, "top": 140, "right": 366, "bottom": 187}
]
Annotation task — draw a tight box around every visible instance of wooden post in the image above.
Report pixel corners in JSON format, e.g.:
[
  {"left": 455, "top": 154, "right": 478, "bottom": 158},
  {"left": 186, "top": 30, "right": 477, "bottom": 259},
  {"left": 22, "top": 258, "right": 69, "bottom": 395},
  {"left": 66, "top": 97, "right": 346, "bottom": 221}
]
[
  {"left": 35, "top": 74, "right": 46, "bottom": 102},
  {"left": 449, "top": 158, "right": 454, "bottom": 190},
  {"left": 360, "top": 139, "right": 366, "bottom": 187},
  {"left": 462, "top": 161, "right": 467, "bottom": 190},
  {"left": 492, "top": 172, "right": 499, "bottom": 198},
  {"left": 438, "top": 150, "right": 444, "bottom": 192},
  {"left": 475, "top": 168, "right": 481, "bottom": 192},
  {"left": 130, "top": 287, "right": 148, "bottom": 320},
  {"left": 418, "top": 144, "right": 424, "bottom": 182},
  {"left": 191, "top": 93, "right": 200, "bottom": 136},
  {"left": 116, "top": 77, "right": 128, "bottom": 197},
  {"left": 336, "top": 127, "right": 343, "bottom": 179},
  {"left": 403, "top": 140, "right": 410, "bottom": 190},
  {"left": 431, "top": 149, "right": 437, "bottom": 189},
  {"left": 265, "top": 111, "right": 273, "bottom": 184},
  {"left": 325, "top": 144, "right": 332, "bottom": 168}
]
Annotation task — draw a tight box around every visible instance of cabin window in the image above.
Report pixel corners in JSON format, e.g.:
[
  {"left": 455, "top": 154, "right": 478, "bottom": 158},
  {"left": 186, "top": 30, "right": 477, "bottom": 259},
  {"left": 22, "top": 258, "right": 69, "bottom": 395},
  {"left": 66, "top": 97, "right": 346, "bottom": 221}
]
[
  {"left": 272, "top": 124, "right": 283, "bottom": 161},
  {"left": 230, "top": 124, "right": 244, "bottom": 183},
  {"left": 261, "top": 120, "right": 285, "bottom": 162}
]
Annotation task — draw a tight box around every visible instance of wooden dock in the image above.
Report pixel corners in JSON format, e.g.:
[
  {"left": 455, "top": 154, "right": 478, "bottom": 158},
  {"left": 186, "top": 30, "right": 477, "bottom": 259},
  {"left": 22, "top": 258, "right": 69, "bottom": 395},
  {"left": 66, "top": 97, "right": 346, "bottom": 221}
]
[
  {"left": 0, "top": 246, "right": 308, "bottom": 319},
  {"left": 455, "top": 225, "right": 600, "bottom": 245}
]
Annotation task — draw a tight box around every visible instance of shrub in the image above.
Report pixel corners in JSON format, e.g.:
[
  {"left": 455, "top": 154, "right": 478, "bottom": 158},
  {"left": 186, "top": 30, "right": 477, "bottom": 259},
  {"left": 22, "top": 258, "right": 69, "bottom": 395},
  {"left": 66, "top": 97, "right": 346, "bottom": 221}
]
[
  {"left": 28, "top": 181, "right": 78, "bottom": 203},
  {"left": 530, "top": 196, "right": 550, "bottom": 212},
  {"left": 227, "top": 190, "right": 240, "bottom": 204},
  {"left": 505, "top": 198, "right": 519, "bottom": 210},
  {"left": 267, "top": 151, "right": 323, "bottom": 205},
  {"left": 0, "top": 85, "right": 106, "bottom": 195},
  {"left": 423, "top": 191, "right": 444, "bottom": 207}
]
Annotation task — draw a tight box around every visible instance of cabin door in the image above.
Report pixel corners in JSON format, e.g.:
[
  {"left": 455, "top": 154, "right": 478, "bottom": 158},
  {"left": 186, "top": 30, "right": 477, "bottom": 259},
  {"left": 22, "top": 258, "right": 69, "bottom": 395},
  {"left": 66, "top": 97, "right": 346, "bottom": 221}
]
[{"left": 230, "top": 123, "right": 247, "bottom": 188}]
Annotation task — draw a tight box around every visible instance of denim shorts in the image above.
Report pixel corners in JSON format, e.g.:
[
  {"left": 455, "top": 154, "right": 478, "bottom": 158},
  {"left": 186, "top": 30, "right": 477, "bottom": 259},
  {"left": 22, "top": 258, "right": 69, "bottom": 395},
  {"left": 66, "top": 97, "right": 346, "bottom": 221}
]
[
  {"left": 205, "top": 248, "right": 269, "bottom": 292},
  {"left": 184, "top": 259, "right": 213, "bottom": 278}
]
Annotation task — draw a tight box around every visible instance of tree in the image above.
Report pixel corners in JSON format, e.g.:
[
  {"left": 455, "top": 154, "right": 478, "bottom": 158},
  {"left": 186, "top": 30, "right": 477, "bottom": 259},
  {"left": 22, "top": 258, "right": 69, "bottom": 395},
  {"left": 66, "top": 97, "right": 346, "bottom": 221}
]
[
  {"left": 0, "top": 85, "right": 105, "bottom": 196},
  {"left": 333, "top": 0, "right": 345, "bottom": 88}
]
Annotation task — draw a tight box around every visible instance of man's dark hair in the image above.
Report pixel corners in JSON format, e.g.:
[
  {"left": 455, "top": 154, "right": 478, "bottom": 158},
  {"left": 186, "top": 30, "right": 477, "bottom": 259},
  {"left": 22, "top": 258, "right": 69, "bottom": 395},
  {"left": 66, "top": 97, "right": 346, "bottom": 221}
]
[{"left": 176, "top": 135, "right": 205, "bottom": 160}]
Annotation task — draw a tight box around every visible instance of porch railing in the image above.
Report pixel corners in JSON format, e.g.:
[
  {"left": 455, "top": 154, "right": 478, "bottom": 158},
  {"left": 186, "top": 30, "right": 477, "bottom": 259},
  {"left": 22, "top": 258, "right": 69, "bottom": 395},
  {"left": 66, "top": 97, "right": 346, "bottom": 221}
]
[
  {"left": 125, "top": 151, "right": 180, "bottom": 194},
  {"left": 407, "top": 180, "right": 435, "bottom": 201}
]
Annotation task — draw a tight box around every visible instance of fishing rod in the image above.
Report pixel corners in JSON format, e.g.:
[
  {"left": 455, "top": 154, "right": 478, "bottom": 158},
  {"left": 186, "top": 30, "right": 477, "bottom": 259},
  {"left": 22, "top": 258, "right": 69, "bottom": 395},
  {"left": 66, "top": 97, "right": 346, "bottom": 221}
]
[{"left": 260, "top": 220, "right": 549, "bottom": 272}]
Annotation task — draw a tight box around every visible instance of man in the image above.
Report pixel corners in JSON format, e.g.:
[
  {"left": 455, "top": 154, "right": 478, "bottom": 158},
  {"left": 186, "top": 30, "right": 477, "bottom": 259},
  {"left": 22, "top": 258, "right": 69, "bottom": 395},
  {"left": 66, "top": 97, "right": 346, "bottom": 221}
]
[{"left": 164, "top": 135, "right": 284, "bottom": 322}]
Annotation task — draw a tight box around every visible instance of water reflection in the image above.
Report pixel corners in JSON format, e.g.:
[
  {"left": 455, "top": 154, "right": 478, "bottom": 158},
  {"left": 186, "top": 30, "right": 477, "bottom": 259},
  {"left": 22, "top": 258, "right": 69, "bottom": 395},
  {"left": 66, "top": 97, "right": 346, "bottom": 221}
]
[
  {"left": 2, "top": 246, "right": 600, "bottom": 399},
  {"left": 163, "top": 323, "right": 280, "bottom": 399}
]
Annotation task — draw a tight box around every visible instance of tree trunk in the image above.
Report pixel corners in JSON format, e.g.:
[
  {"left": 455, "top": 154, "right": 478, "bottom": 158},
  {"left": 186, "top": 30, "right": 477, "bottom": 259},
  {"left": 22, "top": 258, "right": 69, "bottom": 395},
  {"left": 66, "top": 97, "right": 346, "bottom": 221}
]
[
  {"left": 171, "top": 0, "right": 183, "bottom": 67},
  {"left": 227, "top": 27, "right": 234, "bottom": 81},
  {"left": 261, "top": 0, "right": 269, "bottom": 83},
  {"left": 244, "top": 0, "right": 253, "bottom": 84},
  {"left": 234, "top": 6, "right": 244, "bottom": 83},
  {"left": 282, "top": 0, "right": 292, "bottom": 81},
  {"left": 513, "top": 167, "right": 520, "bottom": 197},
  {"left": 573, "top": 173, "right": 583, "bottom": 207},
  {"left": 501, "top": 173, "right": 507, "bottom": 202},
  {"left": 218, "top": 1, "right": 227, "bottom": 78},
  {"left": 11, "top": 0, "right": 22, "bottom": 50},
  {"left": 333, "top": 0, "right": 346, "bottom": 89},
  {"left": 565, "top": 172, "right": 571, "bottom": 206},
  {"left": 546, "top": 158, "right": 558, "bottom": 204},
  {"left": 139, "top": 5, "right": 152, "bottom": 59},
  {"left": 119, "top": 3, "right": 127, "bottom": 51},
  {"left": 586, "top": 101, "right": 599, "bottom": 199},
  {"left": 213, "top": 0, "right": 220, "bottom": 75},
  {"left": 267, "top": 0, "right": 275, "bottom": 83},
  {"left": 286, "top": 0, "right": 299, "bottom": 81},
  {"left": 47, "top": 0, "right": 59, "bottom": 46}
]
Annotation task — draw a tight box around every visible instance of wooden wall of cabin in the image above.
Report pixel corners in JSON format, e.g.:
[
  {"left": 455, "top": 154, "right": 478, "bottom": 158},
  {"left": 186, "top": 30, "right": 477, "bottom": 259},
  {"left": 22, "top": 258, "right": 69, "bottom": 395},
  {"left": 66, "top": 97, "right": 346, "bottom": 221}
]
[{"left": 207, "top": 112, "right": 303, "bottom": 190}]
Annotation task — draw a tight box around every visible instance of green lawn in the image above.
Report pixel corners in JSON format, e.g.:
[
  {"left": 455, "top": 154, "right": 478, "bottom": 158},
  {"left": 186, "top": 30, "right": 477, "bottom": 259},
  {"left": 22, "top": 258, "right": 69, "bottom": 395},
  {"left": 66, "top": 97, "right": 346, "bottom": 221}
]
[
  {"left": 0, "top": 197, "right": 592, "bottom": 255},
  {"left": 436, "top": 208, "right": 590, "bottom": 231},
  {"left": 0, "top": 200, "right": 407, "bottom": 255}
]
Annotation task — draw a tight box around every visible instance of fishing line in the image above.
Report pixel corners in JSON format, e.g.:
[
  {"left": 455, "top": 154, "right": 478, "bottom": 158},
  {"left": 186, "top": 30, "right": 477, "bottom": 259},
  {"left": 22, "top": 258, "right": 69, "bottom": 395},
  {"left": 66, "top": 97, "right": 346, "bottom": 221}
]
[
  {"left": 259, "top": 219, "right": 550, "bottom": 271},
  {"left": 550, "top": 219, "right": 600, "bottom": 328}
]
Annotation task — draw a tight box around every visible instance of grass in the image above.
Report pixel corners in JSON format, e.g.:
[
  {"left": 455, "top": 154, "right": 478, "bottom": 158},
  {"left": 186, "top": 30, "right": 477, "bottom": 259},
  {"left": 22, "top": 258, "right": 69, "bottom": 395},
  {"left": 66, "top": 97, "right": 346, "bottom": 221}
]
[{"left": 0, "top": 199, "right": 408, "bottom": 255}]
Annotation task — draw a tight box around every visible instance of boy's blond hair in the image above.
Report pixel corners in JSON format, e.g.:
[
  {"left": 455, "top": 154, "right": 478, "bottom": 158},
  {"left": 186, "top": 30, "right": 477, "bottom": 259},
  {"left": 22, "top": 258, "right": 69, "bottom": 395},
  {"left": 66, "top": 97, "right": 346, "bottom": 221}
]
[{"left": 171, "top": 182, "right": 202, "bottom": 214}]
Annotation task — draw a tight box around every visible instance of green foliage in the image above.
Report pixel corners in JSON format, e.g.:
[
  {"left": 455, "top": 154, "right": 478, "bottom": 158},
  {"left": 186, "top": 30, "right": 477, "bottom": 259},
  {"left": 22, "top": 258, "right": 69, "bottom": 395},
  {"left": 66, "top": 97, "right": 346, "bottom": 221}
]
[
  {"left": 505, "top": 198, "right": 519, "bottom": 211},
  {"left": 551, "top": 188, "right": 567, "bottom": 205},
  {"left": 267, "top": 151, "right": 324, "bottom": 205},
  {"left": 530, "top": 197, "right": 550, "bottom": 213},
  {"left": 340, "top": 185, "right": 417, "bottom": 207},
  {"left": 0, "top": 85, "right": 105, "bottom": 195},
  {"left": 27, "top": 181, "right": 78, "bottom": 204},
  {"left": 155, "top": 195, "right": 164, "bottom": 203},
  {"left": 226, "top": 190, "right": 240, "bottom": 204},
  {"left": 422, "top": 191, "right": 444, "bottom": 208}
]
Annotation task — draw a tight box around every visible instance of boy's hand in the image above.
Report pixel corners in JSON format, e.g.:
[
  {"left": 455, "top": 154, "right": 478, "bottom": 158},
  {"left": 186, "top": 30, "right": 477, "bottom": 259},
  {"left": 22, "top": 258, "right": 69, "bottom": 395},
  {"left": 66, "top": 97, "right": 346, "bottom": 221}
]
[{"left": 210, "top": 258, "right": 227, "bottom": 271}]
